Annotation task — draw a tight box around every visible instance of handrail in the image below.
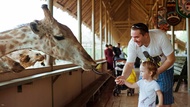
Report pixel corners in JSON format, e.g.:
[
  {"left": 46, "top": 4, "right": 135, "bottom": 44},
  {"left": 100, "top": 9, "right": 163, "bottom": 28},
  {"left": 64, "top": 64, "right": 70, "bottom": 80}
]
[
  {"left": 0, "top": 66, "right": 81, "bottom": 90},
  {"left": 0, "top": 60, "right": 107, "bottom": 90},
  {"left": 96, "top": 60, "right": 106, "bottom": 64}
]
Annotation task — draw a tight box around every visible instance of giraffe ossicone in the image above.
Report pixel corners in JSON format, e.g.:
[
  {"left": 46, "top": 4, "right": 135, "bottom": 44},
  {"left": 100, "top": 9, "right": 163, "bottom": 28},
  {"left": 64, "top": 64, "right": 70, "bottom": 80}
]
[{"left": 0, "top": 4, "right": 103, "bottom": 74}]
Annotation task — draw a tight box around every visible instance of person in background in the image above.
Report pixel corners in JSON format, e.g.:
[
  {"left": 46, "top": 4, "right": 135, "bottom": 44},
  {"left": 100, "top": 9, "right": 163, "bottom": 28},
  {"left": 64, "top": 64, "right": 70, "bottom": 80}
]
[
  {"left": 116, "top": 61, "right": 163, "bottom": 107},
  {"left": 104, "top": 44, "right": 114, "bottom": 71},
  {"left": 119, "top": 46, "right": 127, "bottom": 59},
  {"left": 113, "top": 43, "right": 122, "bottom": 60},
  {"left": 115, "top": 23, "right": 175, "bottom": 107}
]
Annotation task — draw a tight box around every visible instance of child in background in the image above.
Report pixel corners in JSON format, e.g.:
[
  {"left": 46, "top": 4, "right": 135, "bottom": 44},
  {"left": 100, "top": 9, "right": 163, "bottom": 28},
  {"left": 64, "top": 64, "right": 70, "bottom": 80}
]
[{"left": 115, "top": 61, "right": 163, "bottom": 107}]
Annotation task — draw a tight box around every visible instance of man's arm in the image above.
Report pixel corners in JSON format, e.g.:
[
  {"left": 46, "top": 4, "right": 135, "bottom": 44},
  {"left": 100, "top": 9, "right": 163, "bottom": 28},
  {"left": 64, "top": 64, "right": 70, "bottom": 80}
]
[
  {"left": 122, "top": 62, "right": 134, "bottom": 79},
  {"left": 157, "top": 51, "right": 175, "bottom": 74}
]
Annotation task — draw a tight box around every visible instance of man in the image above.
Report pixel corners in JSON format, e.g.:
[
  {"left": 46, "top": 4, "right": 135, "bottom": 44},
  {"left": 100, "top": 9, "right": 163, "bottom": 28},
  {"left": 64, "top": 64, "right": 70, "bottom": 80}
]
[{"left": 115, "top": 23, "right": 175, "bottom": 107}]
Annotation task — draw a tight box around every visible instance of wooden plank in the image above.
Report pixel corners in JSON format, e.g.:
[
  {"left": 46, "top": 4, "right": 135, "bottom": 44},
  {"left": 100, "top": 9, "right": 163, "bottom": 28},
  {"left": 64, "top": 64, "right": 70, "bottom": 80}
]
[{"left": 65, "top": 74, "right": 110, "bottom": 107}]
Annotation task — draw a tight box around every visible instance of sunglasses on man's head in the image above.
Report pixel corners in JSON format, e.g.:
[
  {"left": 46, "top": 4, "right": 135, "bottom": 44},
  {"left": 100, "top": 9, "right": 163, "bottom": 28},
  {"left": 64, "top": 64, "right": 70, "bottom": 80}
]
[
  {"left": 131, "top": 24, "right": 148, "bottom": 33},
  {"left": 131, "top": 24, "right": 142, "bottom": 29}
]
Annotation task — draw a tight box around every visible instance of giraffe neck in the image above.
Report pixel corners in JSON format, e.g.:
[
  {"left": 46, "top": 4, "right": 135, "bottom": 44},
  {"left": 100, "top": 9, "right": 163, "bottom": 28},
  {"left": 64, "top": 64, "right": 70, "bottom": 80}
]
[{"left": 0, "top": 24, "right": 52, "bottom": 57}]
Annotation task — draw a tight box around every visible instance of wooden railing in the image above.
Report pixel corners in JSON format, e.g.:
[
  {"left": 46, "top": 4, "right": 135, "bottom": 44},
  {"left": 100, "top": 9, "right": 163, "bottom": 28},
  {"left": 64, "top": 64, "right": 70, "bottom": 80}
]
[{"left": 173, "top": 56, "right": 187, "bottom": 92}]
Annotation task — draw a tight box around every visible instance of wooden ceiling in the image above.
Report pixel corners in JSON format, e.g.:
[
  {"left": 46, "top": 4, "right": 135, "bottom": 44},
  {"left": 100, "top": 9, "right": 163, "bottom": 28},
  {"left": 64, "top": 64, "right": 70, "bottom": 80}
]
[{"left": 53, "top": 0, "right": 186, "bottom": 46}]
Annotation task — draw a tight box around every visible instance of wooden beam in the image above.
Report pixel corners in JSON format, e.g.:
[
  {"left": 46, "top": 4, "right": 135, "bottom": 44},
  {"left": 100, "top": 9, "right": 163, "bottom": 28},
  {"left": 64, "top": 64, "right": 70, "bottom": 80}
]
[
  {"left": 115, "top": 25, "right": 130, "bottom": 28},
  {"left": 147, "top": 0, "right": 160, "bottom": 25},
  {"left": 114, "top": 0, "right": 125, "bottom": 13},
  {"left": 152, "top": 0, "right": 159, "bottom": 11},
  {"left": 133, "top": 0, "right": 149, "bottom": 16},
  {"left": 114, "top": 21, "right": 146, "bottom": 24},
  {"left": 67, "top": 0, "right": 76, "bottom": 10},
  {"left": 132, "top": 0, "right": 148, "bottom": 17},
  {"left": 118, "top": 29, "right": 130, "bottom": 42},
  {"left": 112, "top": 24, "right": 123, "bottom": 35}
]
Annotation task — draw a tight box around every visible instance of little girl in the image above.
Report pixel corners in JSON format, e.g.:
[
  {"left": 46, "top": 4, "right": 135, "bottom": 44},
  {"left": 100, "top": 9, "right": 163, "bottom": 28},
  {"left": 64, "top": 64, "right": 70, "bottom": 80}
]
[{"left": 115, "top": 61, "right": 163, "bottom": 107}]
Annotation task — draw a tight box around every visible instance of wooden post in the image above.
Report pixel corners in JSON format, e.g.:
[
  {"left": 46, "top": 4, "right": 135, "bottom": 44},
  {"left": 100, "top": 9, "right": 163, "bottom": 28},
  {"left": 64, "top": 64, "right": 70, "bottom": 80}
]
[
  {"left": 171, "top": 26, "right": 175, "bottom": 49},
  {"left": 77, "top": 0, "right": 82, "bottom": 43},
  {"left": 186, "top": 18, "right": 190, "bottom": 93},
  {"left": 99, "top": 0, "right": 103, "bottom": 59},
  {"left": 105, "top": 8, "right": 107, "bottom": 44},
  {"left": 47, "top": 1, "right": 54, "bottom": 107},
  {"left": 92, "top": 0, "right": 95, "bottom": 59}
]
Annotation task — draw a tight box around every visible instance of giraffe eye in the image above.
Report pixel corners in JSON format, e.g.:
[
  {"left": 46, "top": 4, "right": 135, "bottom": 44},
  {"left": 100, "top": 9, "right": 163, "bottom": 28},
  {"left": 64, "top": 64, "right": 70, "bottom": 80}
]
[{"left": 53, "top": 35, "right": 65, "bottom": 41}]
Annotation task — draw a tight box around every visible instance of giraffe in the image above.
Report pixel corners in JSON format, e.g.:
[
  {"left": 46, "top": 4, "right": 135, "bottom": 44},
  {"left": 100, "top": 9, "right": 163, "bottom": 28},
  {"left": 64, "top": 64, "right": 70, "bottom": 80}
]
[
  {"left": 0, "top": 4, "right": 103, "bottom": 74},
  {"left": 30, "top": 4, "right": 103, "bottom": 74},
  {"left": 0, "top": 56, "right": 24, "bottom": 73},
  {"left": 0, "top": 49, "right": 45, "bottom": 73},
  {"left": 7, "top": 49, "right": 46, "bottom": 68}
]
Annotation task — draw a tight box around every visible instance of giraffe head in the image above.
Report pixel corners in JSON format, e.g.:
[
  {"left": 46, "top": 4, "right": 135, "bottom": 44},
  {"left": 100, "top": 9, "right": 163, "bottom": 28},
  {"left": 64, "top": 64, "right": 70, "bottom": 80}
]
[
  {"left": 18, "top": 50, "right": 46, "bottom": 68},
  {"left": 30, "top": 4, "right": 103, "bottom": 74},
  {"left": 0, "top": 56, "right": 25, "bottom": 73},
  {"left": 8, "top": 49, "right": 46, "bottom": 68}
]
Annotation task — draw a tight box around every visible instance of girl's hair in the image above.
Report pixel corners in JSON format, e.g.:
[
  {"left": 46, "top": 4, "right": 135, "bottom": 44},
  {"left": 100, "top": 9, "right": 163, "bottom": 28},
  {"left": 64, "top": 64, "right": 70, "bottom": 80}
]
[{"left": 141, "top": 61, "right": 158, "bottom": 79}]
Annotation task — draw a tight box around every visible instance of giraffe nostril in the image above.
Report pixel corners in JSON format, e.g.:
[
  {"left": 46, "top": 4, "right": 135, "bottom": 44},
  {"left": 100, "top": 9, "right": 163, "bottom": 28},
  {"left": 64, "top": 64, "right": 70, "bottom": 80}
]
[
  {"left": 26, "top": 55, "right": 31, "bottom": 62},
  {"left": 41, "top": 62, "right": 45, "bottom": 66}
]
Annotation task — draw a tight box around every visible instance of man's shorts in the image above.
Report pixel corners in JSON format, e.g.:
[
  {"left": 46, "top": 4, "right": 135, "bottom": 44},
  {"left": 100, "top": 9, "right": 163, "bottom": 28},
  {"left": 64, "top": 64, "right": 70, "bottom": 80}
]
[{"left": 156, "top": 67, "right": 174, "bottom": 105}]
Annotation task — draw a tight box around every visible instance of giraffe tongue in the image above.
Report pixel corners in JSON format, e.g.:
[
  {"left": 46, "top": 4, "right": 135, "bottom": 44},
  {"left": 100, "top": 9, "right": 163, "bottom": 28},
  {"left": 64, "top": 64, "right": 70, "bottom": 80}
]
[{"left": 92, "top": 65, "right": 105, "bottom": 75}]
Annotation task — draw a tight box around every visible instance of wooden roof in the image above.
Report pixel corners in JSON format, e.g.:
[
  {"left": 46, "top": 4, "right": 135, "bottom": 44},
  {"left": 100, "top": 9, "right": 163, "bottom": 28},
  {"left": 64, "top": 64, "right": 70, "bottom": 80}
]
[{"left": 53, "top": 0, "right": 186, "bottom": 47}]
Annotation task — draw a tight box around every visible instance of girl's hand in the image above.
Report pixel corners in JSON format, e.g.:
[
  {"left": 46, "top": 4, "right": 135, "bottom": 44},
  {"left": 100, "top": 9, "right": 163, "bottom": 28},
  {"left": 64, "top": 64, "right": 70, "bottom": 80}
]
[{"left": 115, "top": 76, "right": 125, "bottom": 85}]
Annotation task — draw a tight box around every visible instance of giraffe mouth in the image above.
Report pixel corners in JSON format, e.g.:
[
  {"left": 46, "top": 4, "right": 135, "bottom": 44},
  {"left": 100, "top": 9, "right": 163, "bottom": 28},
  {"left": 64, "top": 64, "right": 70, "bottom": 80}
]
[
  {"left": 12, "top": 62, "right": 25, "bottom": 73},
  {"left": 92, "top": 64, "right": 105, "bottom": 75}
]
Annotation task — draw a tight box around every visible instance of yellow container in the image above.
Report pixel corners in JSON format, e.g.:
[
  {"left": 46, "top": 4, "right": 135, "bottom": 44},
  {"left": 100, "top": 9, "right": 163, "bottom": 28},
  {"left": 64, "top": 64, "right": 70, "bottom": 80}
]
[{"left": 126, "top": 69, "right": 137, "bottom": 83}]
